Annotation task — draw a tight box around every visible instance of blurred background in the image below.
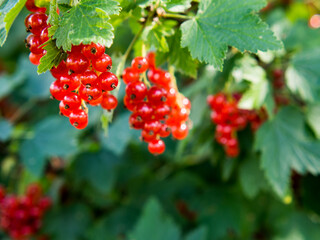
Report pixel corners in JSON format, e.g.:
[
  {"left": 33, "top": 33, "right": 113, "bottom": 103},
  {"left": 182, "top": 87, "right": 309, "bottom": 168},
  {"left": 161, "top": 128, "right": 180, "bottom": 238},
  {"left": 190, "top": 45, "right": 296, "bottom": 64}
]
[{"left": 0, "top": 0, "right": 320, "bottom": 239}]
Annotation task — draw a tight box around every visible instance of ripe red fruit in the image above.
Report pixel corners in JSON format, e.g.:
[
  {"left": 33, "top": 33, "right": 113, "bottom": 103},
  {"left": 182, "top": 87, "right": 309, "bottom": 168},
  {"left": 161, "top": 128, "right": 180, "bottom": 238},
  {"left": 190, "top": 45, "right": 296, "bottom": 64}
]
[
  {"left": 26, "top": 34, "right": 43, "bottom": 54},
  {"left": 129, "top": 113, "right": 145, "bottom": 129},
  {"left": 82, "top": 43, "right": 105, "bottom": 59},
  {"left": 78, "top": 70, "right": 98, "bottom": 87},
  {"left": 144, "top": 120, "right": 162, "bottom": 134},
  {"left": 122, "top": 67, "right": 140, "bottom": 84},
  {"left": 99, "top": 72, "right": 118, "bottom": 91},
  {"left": 50, "top": 61, "right": 68, "bottom": 79},
  {"left": 29, "top": 52, "right": 42, "bottom": 65},
  {"left": 148, "top": 139, "right": 165, "bottom": 154},
  {"left": 172, "top": 123, "right": 189, "bottom": 140},
  {"left": 59, "top": 74, "right": 80, "bottom": 91},
  {"left": 154, "top": 104, "right": 170, "bottom": 120},
  {"left": 124, "top": 95, "right": 136, "bottom": 111},
  {"left": 147, "top": 86, "right": 167, "bottom": 105},
  {"left": 40, "top": 26, "right": 49, "bottom": 43},
  {"left": 146, "top": 52, "right": 156, "bottom": 69},
  {"left": 66, "top": 52, "right": 89, "bottom": 73},
  {"left": 132, "top": 57, "right": 149, "bottom": 73},
  {"left": 141, "top": 129, "right": 158, "bottom": 142},
  {"left": 63, "top": 93, "right": 81, "bottom": 109},
  {"left": 101, "top": 94, "right": 118, "bottom": 110},
  {"left": 134, "top": 102, "right": 153, "bottom": 120},
  {"left": 126, "top": 81, "right": 147, "bottom": 101},
  {"left": 50, "top": 80, "right": 68, "bottom": 100},
  {"left": 59, "top": 101, "right": 73, "bottom": 117},
  {"left": 159, "top": 124, "right": 171, "bottom": 138},
  {"left": 25, "top": 0, "right": 46, "bottom": 13},
  {"left": 78, "top": 84, "right": 102, "bottom": 102},
  {"left": 25, "top": 13, "right": 48, "bottom": 35},
  {"left": 92, "top": 53, "right": 112, "bottom": 72},
  {"left": 69, "top": 109, "right": 88, "bottom": 129}
]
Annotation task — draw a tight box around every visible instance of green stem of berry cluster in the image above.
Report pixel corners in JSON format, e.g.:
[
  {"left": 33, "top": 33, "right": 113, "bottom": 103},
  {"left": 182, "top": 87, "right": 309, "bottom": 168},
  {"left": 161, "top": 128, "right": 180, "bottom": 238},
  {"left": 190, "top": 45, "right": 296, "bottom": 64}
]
[{"left": 162, "top": 13, "right": 192, "bottom": 20}]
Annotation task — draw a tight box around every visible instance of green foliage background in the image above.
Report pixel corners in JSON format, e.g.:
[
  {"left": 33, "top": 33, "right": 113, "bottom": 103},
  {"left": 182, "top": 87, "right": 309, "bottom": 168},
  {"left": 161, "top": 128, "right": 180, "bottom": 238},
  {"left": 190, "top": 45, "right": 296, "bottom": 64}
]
[{"left": 1, "top": 0, "right": 320, "bottom": 239}]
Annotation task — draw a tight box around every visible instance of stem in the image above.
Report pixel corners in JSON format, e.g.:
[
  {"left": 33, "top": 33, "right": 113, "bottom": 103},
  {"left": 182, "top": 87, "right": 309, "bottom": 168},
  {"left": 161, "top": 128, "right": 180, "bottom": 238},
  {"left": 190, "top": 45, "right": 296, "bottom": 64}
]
[
  {"left": 115, "top": 24, "right": 145, "bottom": 78},
  {"left": 162, "top": 13, "right": 192, "bottom": 20}
]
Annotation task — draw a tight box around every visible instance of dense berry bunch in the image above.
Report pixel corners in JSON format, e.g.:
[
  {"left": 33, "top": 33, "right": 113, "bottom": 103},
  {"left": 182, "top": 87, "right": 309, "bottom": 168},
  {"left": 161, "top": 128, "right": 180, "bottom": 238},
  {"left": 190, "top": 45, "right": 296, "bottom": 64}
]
[
  {"left": 0, "top": 184, "right": 51, "bottom": 240},
  {"left": 24, "top": 0, "right": 118, "bottom": 129},
  {"left": 207, "top": 93, "right": 266, "bottom": 157},
  {"left": 24, "top": 0, "right": 49, "bottom": 65},
  {"left": 123, "top": 52, "right": 191, "bottom": 155},
  {"left": 49, "top": 44, "right": 118, "bottom": 129}
]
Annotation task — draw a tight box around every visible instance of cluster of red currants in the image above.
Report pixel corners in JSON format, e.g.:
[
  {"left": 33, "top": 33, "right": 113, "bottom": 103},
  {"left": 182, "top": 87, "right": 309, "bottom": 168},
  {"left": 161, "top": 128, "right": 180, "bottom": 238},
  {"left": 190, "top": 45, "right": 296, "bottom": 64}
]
[
  {"left": 0, "top": 184, "right": 51, "bottom": 240},
  {"left": 207, "top": 93, "right": 266, "bottom": 157},
  {"left": 24, "top": 0, "right": 49, "bottom": 65},
  {"left": 123, "top": 52, "right": 191, "bottom": 155},
  {"left": 24, "top": 0, "right": 118, "bottom": 129},
  {"left": 49, "top": 44, "right": 118, "bottom": 129}
]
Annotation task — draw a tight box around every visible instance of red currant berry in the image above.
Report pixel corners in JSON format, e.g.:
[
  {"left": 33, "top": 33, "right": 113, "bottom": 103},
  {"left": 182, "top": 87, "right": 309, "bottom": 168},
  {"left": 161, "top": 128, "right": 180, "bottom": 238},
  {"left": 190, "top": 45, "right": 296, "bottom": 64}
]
[
  {"left": 99, "top": 72, "right": 118, "bottom": 91},
  {"left": 159, "top": 124, "right": 171, "bottom": 138},
  {"left": 101, "top": 94, "right": 118, "bottom": 110},
  {"left": 50, "top": 61, "right": 68, "bottom": 79},
  {"left": 76, "top": 70, "right": 98, "bottom": 88},
  {"left": 141, "top": 129, "right": 158, "bottom": 143},
  {"left": 134, "top": 102, "right": 153, "bottom": 120},
  {"left": 129, "top": 113, "right": 145, "bottom": 129},
  {"left": 50, "top": 80, "right": 68, "bottom": 100},
  {"left": 131, "top": 57, "right": 149, "bottom": 73},
  {"left": 88, "top": 95, "right": 103, "bottom": 106},
  {"left": 63, "top": 93, "right": 81, "bottom": 109},
  {"left": 123, "top": 95, "right": 136, "bottom": 111},
  {"left": 25, "top": 0, "right": 46, "bottom": 13},
  {"left": 29, "top": 52, "right": 42, "bottom": 65},
  {"left": 147, "top": 86, "right": 167, "bottom": 105},
  {"left": 78, "top": 84, "right": 102, "bottom": 102},
  {"left": 125, "top": 81, "right": 147, "bottom": 101},
  {"left": 66, "top": 52, "right": 89, "bottom": 73},
  {"left": 122, "top": 67, "right": 140, "bottom": 84},
  {"left": 146, "top": 52, "right": 156, "bottom": 69},
  {"left": 148, "top": 139, "right": 165, "bottom": 155},
  {"left": 92, "top": 53, "right": 112, "bottom": 72},
  {"left": 171, "top": 123, "right": 189, "bottom": 140},
  {"left": 25, "top": 13, "right": 48, "bottom": 35},
  {"left": 26, "top": 34, "right": 43, "bottom": 54},
  {"left": 154, "top": 104, "right": 170, "bottom": 120},
  {"left": 82, "top": 43, "right": 105, "bottom": 59},
  {"left": 144, "top": 120, "right": 162, "bottom": 134},
  {"left": 59, "top": 74, "right": 80, "bottom": 91},
  {"left": 69, "top": 109, "right": 88, "bottom": 129},
  {"left": 40, "top": 26, "right": 49, "bottom": 43},
  {"left": 59, "top": 101, "right": 74, "bottom": 117}
]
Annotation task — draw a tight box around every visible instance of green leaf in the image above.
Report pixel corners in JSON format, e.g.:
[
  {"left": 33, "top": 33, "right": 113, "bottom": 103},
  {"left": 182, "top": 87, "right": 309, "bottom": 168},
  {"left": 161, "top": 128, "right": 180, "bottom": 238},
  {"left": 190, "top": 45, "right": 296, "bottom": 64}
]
[
  {"left": 72, "top": 150, "right": 121, "bottom": 194},
  {"left": 0, "top": 0, "right": 26, "bottom": 46},
  {"left": 53, "top": 0, "right": 121, "bottom": 51},
  {"left": 255, "top": 107, "right": 320, "bottom": 197},
  {"left": 38, "top": 40, "right": 65, "bottom": 74},
  {"left": 157, "top": 31, "right": 198, "bottom": 78},
  {"left": 43, "top": 204, "right": 92, "bottom": 240},
  {"left": 239, "top": 156, "right": 269, "bottom": 199},
  {"left": 100, "top": 112, "right": 140, "bottom": 156},
  {"left": 0, "top": 119, "right": 13, "bottom": 141},
  {"left": 285, "top": 48, "right": 320, "bottom": 102},
  {"left": 185, "top": 226, "right": 208, "bottom": 240},
  {"left": 163, "top": 0, "right": 191, "bottom": 13},
  {"left": 20, "top": 116, "right": 80, "bottom": 177},
  {"left": 142, "top": 20, "right": 176, "bottom": 53},
  {"left": 306, "top": 104, "right": 320, "bottom": 139},
  {"left": 181, "top": 0, "right": 282, "bottom": 70},
  {"left": 130, "top": 198, "right": 181, "bottom": 240}
]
